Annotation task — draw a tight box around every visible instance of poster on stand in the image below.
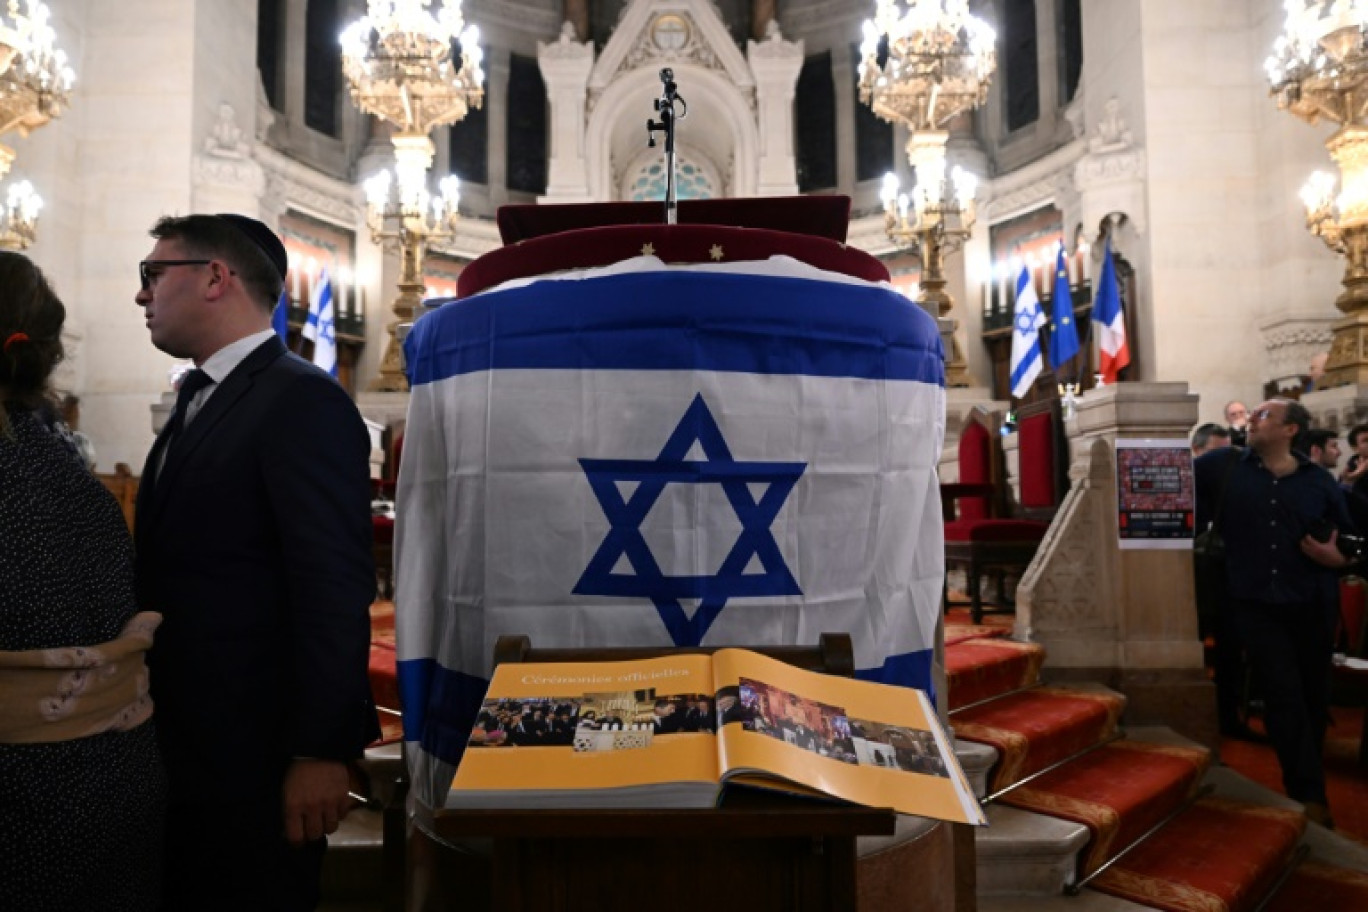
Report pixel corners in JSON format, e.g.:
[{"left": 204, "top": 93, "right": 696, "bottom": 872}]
[{"left": 1114, "top": 439, "right": 1194, "bottom": 550}]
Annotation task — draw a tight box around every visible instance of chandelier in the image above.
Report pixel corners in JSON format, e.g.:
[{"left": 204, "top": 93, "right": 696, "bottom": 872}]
[
  {"left": 1268, "top": 0, "right": 1368, "bottom": 389},
  {"left": 857, "top": 0, "right": 996, "bottom": 135},
  {"left": 0, "top": 0, "right": 74, "bottom": 250},
  {"left": 341, "top": 0, "right": 484, "bottom": 392},
  {"left": 859, "top": 0, "right": 995, "bottom": 388}
]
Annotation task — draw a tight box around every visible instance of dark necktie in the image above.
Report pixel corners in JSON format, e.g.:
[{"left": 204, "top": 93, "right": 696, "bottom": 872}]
[{"left": 166, "top": 368, "right": 213, "bottom": 441}]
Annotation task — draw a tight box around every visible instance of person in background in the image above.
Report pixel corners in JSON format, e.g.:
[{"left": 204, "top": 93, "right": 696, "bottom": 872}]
[
  {"left": 1191, "top": 422, "right": 1233, "bottom": 457},
  {"left": 133, "top": 213, "right": 378, "bottom": 911},
  {"left": 1341, "top": 424, "right": 1368, "bottom": 486},
  {"left": 1224, "top": 401, "right": 1249, "bottom": 447},
  {"left": 0, "top": 251, "right": 166, "bottom": 909},
  {"left": 1302, "top": 428, "right": 1341, "bottom": 473},
  {"left": 1195, "top": 399, "right": 1351, "bottom": 829}
]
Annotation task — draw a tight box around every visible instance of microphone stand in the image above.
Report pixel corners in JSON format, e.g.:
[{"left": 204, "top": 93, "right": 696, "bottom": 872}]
[{"left": 646, "top": 68, "right": 687, "bottom": 225}]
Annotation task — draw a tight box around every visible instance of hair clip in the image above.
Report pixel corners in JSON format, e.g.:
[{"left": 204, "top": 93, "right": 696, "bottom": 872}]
[{"left": 3, "top": 332, "right": 30, "bottom": 354}]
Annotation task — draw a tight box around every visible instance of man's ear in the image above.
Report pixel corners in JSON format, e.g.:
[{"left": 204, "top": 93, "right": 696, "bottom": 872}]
[{"left": 204, "top": 260, "right": 234, "bottom": 300}]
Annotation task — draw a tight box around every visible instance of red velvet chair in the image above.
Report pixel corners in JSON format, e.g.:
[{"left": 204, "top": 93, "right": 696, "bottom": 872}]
[{"left": 942, "top": 401, "right": 1066, "bottom": 623}]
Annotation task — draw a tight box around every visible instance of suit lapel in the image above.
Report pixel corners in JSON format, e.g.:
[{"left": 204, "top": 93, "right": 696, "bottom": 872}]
[{"left": 143, "top": 337, "right": 287, "bottom": 524}]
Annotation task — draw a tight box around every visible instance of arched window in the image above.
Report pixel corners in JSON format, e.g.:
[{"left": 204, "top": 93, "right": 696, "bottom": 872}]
[{"left": 627, "top": 153, "right": 718, "bottom": 202}]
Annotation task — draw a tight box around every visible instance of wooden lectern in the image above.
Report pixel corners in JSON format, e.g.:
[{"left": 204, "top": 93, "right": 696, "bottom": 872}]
[{"left": 405, "top": 634, "right": 897, "bottom": 912}]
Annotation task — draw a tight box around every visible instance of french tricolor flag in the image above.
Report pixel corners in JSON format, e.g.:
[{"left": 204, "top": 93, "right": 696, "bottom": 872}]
[{"left": 1092, "top": 239, "right": 1130, "bottom": 383}]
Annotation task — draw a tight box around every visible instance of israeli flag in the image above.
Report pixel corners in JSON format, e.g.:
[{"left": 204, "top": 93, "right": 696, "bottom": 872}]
[
  {"left": 396, "top": 257, "right": 947, "bottom": 807},
  {"left": 303, "top": 268, "right": 338, "bottom": 376},
  {"left": 1008, "top": 266, "right": 1046, "bottom": 398}
]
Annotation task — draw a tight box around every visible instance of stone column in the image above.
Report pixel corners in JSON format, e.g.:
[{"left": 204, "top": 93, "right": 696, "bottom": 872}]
[
  {"left": 282, "top": 0, "right": 307, "bottom": 127},
  {"left": 747, "top": 24, "right": 803, "bottom": 197},
  {"left": 1017, "top": 382, "right": 1215, "bottom": 749},
  {"left": 537, "top": 25, "right": 596, "bottom": 203},
  {"left": 830, "top": 42, "right": 857, "bottom": 197},
  {"left": 486, "top": 47, "right": 511, "bottom": 208}
]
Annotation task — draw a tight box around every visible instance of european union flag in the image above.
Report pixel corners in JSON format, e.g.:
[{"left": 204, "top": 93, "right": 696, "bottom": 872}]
[{"left": 1048, "top": 245, "right": 1080, "bottom": 370}]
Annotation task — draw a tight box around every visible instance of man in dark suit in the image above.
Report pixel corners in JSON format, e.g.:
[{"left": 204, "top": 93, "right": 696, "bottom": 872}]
[{"left": 134, "top": 214, "right": 378, "bottom": 911}]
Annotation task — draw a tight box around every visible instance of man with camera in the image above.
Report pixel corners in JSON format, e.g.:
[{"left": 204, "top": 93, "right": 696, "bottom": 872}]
[{"left": 1194, "top": 399, "right": 1354, "bottom": 829}]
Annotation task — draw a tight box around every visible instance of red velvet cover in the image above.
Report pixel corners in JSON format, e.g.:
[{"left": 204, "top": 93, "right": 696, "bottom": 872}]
[
  {"left": 1017, "top": 410, "right": 1057, "bottom": 510},
  {"left": 496, "top": 195, "right": 854, "bottom": 244},
  {"left": 956, "top": 421, "right": 992, "bottom": 521},
  {"left": 456, "top": 223, "right": 890, "bottom": 299},
  {"left": 943, "top": 518, "right": 1047, "bottom": 543}
]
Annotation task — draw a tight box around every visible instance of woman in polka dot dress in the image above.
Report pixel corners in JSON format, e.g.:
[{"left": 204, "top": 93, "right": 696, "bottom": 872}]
[{"left": 0, "top": 251, "right": 165, "bottom": 910}]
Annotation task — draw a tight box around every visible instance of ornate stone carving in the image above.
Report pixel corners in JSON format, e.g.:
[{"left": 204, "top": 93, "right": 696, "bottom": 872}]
[
  {"left": 1074, "top": 98, "right": 1148, "bottom": 236},
  {"left": 747, "top": 19, "right": 801, "bottom": 60},
  {"left": 255, "top": 147, "right": 362, "bottom": 227},
  {"left": 982, "top": 140, "right": 1084, "bottom": 222},
  {"left": 1090, "top": 98, "right": 1133, "bottom": 152},
  {"left": 1259, "top": 312, "right": 1335, "bottom": 387},
  {"left": 542, "top": 20, "right": 595, "bottom": 60},
  {"left": 204, "top": 102, "right": 250, "bottom": 159},
  {"left": 193, "top": 153, "right": 265, "bottom": 194},
  {"left": 618, "top": 12, "right": 722, "bottom": 76},
  {"left": 1018, "top": 439, "right": 1119, "bottom": 640}
]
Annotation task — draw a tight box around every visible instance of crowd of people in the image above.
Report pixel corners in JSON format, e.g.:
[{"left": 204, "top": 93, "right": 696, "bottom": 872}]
[
  {"left": 0, "top": 215, "right": 378, "bottom": 911},
  {"left": 1192, "top": 396, "right": 1363, "bottom": 830}
]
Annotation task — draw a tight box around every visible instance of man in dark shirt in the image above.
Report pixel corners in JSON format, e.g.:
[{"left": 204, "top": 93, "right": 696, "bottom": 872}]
[{"left": 1194, "top": 398, "right": 1352, "bottom": 828}]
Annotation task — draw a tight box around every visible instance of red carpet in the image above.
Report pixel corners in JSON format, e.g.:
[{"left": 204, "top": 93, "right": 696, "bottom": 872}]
[
  {"left": 945, "top": 637, "right": 1045, "bottom": 710},
  {"left": 1217, "top": 711, "right": 1368, "bottom": 846},
  {"left": 954, "top": 687, "right": 1124, "bottom": 793},
  {"left": 1265, "top": 859, "right": 1368, "bottom": 911},
  {"left": 1000, "top": 740, "right": 1211, "bottom": 877},
  {"left": 1089, "top": 796, "right": 1304, "bottom": 912}
]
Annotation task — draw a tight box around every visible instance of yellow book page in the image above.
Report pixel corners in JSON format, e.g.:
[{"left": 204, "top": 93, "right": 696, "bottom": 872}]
[
  {"left": 451, "top": 654, "right": 721, "bottom": 794},
  {"left": 712, "top": 649, "right": 985, "bottom": 826}
]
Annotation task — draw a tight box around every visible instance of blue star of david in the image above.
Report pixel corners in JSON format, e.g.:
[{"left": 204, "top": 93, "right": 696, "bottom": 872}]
[
  {"left": 1014, "top": 309, "right": 1038, "bottom": 335},
  {"left": 318, "top": 316, "right": 335, "bottom": 347},
  {"left": 575, "top": 393, "right": 805, "bottom": 647}
]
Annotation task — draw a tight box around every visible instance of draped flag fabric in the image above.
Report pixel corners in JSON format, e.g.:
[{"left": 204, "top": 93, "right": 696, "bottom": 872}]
[
  {"left": 1091, "top": 240, "right": 1130, "bottom": 383},
  {"left": 396, "top": 257, "right": 948, "bottom": 807},
  {"left": 1008, "top": 266, "right": 1047, "bottom": 399},
  {"left": 1048, "top": 246, "right": 1080, "bottom": 371},
  {"left": 303, "top": 269, "right": 338, "bottom": 376},
  {"left": 271, "top": 288, "right": 290, "bottom": 343}
]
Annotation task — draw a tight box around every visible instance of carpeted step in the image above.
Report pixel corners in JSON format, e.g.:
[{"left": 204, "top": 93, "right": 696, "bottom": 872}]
[
  {"left": 946, "top": 637, "right": 1046, "bottom": 711},
  {"left": 1264, "top": 859, "right": 1368, "bottom": 911},
  {"left": 946, "top": 622, "right": 1013, "bottom": 646},
  {"left": 999, "top": 740, "right": 1211, "bottom": 879},
  {"left": 1088, "top": 796, "right": 1305, "bottom": 912},
  {"left": 954, "top": 685, "right": 1126, "bottom": 794}
]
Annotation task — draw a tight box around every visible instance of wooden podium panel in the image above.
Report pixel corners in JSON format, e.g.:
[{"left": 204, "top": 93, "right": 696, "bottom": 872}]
[
  {"left": 400, "top": 632, "right": 897, "bottom": 911},
  {"left": 426, "top": 790, "right": 895, "bottom": 912}
]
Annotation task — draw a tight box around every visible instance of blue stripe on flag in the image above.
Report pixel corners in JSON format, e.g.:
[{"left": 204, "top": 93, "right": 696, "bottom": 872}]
[
  {"left": 1009, "top": 339, "right": 1042, "bottom": 393},
  {"left": 397, "top": 658, "right": 489, "bottom": 764},
  {"left": 405, "top": 272, "right": 945, "bottom": 387},
  {"left": 854, "top": 648, "right": 936, "bottom": 705}
]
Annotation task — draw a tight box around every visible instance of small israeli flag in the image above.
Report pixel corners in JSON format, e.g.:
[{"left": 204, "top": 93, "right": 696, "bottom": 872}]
[
  {"left": 1008, "top": 266, "right": 1046, "bottom": 398},
  {"left": 396, "top": 258, "right": 947, "bottom": 807},
  {"left": 303, "top": 269, "right": 338, "bottom": 377}
]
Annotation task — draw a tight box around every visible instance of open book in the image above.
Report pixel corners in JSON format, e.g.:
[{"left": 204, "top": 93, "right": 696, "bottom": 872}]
[{"left": 448, "top": 648, "right": 986, "bottom": 826}]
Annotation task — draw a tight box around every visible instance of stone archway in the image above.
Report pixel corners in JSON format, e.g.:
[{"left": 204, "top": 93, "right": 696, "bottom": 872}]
[{"left": 586, "top": 63, "right": 757, "bottom": 200}]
